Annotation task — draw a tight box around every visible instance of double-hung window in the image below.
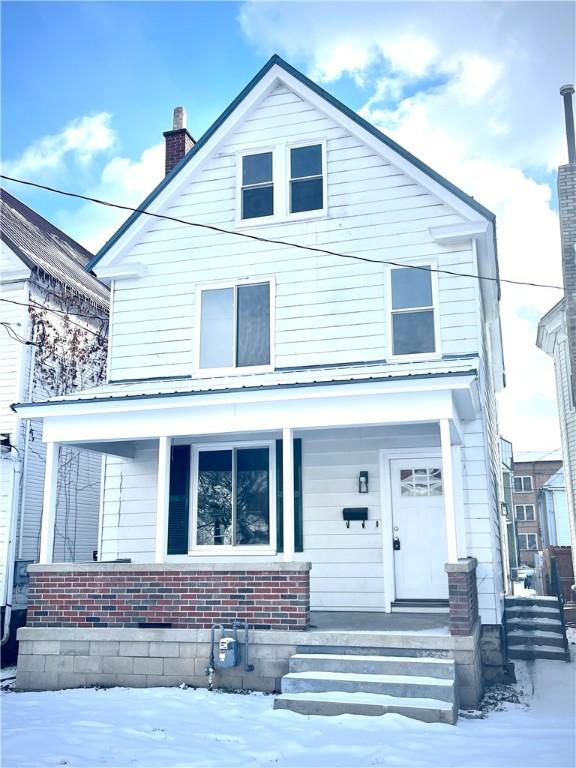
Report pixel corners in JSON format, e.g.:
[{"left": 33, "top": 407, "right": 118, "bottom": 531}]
[
  {"left": 195, "top": 445, "right": 273, "bottom": 548},
  {"left": 513, "top": 476, "right": 533, "bottom": 493},
  {"left": 515, "top": 504, "right": 535, "bottom": 521},
  {"left": 390, "top": 265, "right": 437, "bottom": 356},
  {"left": 198, "top": 281, "right": 271, "bottom": 371},
  {"left": 518, "top": 533, "right": 538, "bottom": 551},
  {"left": 289, "top": 144, "right": 324, "bottom": 213},
  {"left": 241, "top": 152, "right": 274, "bottom": 219}
]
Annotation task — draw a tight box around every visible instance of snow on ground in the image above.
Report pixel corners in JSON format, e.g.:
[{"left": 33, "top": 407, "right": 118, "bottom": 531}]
[{"left": 2, "top": 649, "right": 575, "bottom": 768}]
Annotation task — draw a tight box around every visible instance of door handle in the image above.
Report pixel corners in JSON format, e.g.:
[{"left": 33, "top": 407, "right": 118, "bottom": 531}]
[{"left": 393, "top": 537, "right": 401, "bottom": 551}]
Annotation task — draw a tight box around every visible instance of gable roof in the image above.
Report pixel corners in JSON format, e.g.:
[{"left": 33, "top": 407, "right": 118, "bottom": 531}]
[
  {"left": 1, "top": 188, "right": 109, "bottom": 308},
  {"left": 88, "top": 54, "right": 496, "bottom": 271}
]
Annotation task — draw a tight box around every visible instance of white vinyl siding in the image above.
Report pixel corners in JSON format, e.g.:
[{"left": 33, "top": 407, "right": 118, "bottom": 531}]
[{"left": 108, "top": 82, "right": 477, "bottom": 381}]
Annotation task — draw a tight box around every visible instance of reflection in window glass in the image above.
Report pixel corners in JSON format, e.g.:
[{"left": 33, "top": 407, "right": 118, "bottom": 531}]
[
  {"left": 391, "top": 267, "right": 435, "bottom": 356},
  {"left": 242, "top": 152, "right": 273, "bottom": 219},
  {"left": 197, "top": 450, "right": 232, "bottom": 545},
  {"left": 237, "top": 283, "right": 270, "bottom": 367},
  {"left": 236, "top": 448, "right": 270, "bottom": 545},
  {"left": 290, "top": 145, "right": 323, "bottom": 213},
  {"left": 199, "top": 288, "right": 234, "bottom": 369}
]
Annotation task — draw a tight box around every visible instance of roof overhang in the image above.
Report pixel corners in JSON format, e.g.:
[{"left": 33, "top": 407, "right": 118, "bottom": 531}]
[
  {"left": 13, "top": 372, "right": 479, "bottom": 447},
  {"left": 537, "top": 299, "right": 565, "bottom": 357}
]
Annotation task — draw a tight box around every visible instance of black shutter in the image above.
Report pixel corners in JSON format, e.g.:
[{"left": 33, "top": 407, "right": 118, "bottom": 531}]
[
  {"left": 167, "top": 445, "right": 191, "bottom": 555},
  {"left": 294, "top": 438, "right": 303, "bottom": 552},
  {"left": 276, "top": 440, "right": 284, "bottom": 553}
]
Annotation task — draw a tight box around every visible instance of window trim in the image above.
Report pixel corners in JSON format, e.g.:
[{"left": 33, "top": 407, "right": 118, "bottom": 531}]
[
  {"left": 514, "top": 475, "right": 533, "bottom": 493},
  {"left": 515, "top": 504, "right": 535, "bottom": 521},
  {"left": 194, "top": 277, "right": 275, "bottom": 377},
  {"left": 387, "top": 260, "right": 441, "bottom": 361},
  {"left": 189, "top": 440, "right": 277, "bottom": 555},
  {"left": 286, "top": 138, "right": 328, "bottom": 221},
  {"left": 518, "top": 532, "right": 538, "bottom": 551},
  {"left": 236, "top": 147, "right": 277, "bottom": 224}
]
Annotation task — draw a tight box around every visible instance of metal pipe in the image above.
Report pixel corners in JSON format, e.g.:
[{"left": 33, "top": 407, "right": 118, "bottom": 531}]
[{"left": 560, "top": 84, "right": 576, "bottom": 164}]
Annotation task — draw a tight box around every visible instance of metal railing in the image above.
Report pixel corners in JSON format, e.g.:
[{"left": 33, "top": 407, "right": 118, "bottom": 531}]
[{"left": 550, "top": 556, "right": 570, "bottom": 654}]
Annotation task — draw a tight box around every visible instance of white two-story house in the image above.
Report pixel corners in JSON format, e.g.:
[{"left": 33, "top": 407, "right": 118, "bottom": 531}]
[{"left": 14, "top": 56, "right": 507, "bottom": 721}]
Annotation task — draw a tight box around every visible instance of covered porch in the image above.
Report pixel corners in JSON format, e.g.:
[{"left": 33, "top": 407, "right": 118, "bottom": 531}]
[{"left": 17, "top": 367, "right": 482, "bottom": 630}]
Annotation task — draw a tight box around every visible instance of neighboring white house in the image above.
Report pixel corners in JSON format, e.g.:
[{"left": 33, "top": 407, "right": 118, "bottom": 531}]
[
  {"left": 0, "top": 189, "right": 109, "bottom": 657},
  {"left": 13, "top": 56, "right": 508, "bottom": 714}
]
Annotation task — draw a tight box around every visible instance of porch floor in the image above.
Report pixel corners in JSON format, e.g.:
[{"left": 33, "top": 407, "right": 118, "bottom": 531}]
[{"left": 309, "top": 611, "right": 450, "bottom": 634}]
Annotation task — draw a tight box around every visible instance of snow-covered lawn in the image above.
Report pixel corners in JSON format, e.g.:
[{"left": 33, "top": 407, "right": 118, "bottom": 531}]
[{"left": 2, "top": 649, "right": 575, "bottom": 768}]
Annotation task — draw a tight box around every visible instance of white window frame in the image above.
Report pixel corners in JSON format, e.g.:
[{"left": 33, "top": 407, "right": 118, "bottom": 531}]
[
  {"left": 387, "top": 260, "right": 441, "bottom": 361},
  {"left": 285, "top": 138, "right": 328, "bottom": 222},
  {"left": 236, "top": 146, "right": 277, "bottom": 225},
  {"left": 518, "top": 533, "right": 538, "bottom": 551},
  {"left": 514, "top": 476, "right": 533, "bottom": 493},
  {"left": 189, "top": 440, "right": 277, "bottom": 556},
  {"left": 235, "top": 139, "right": 328, "bottom": 227},
  {"left": 194, "top": 277, "right": 275, "bottom": 377},
  {"left": 515, "top": 504, "right": 535, "bottom": 521}
]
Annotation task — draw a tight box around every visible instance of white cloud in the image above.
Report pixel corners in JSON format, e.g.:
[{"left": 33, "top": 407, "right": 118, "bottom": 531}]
[
  {"left": 239, "top": 0, "right": 573, "bottom": 449},
  {"left": 3, "top": 113, "right": 116, "bottom": 177},
  {"left": 54, "top": 143, "right": 165, "bottom": 253}
]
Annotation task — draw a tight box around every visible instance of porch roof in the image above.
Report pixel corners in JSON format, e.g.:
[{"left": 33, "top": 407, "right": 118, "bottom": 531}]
[{"left": 13, "top": 357, "right": 478, "bottom": 415}]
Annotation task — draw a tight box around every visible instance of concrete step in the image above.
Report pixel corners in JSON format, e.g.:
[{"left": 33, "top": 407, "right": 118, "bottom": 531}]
[
  {"left": 281, "top": 670, "right": 455, "bottom": 702},
  {"left": 507, "top": 630, "right": 567, "bottom": 648},
  {"left": 505, "top": 617, "right": 563, "bottom": 633},
  {"left": 288, "top": 653, "right": 455, "bottom": 679},
  {"left": 505, "top": 596, "right": 560, "bottom": 608},
  {"left": 295, "top": 645, "right": 449, "bottom": 659},
  {"left": 274, "top": 691, "right": 457, "bottom": 724},
  {"left": 508, "top": 645, "right": 570, "bottom": 662}
]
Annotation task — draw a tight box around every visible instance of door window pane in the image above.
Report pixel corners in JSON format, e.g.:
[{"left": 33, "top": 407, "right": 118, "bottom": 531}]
[
  {"left": 197, "top": 450, "right": 232, "bottom": 545},
  {"left": 236, "top": 448, "right": 270, "bottom": 545},
  {"left": 399, "top": 468, "right": 442, "bottom": 497},
  {"left": 392, "top": 310, "right": 435, "bottom": 355},
  {"left": 237, "top": 283, "right": 270, "bottom": 367},
  {"left": 199, "top": 288, "right": 234, "bottom": 368}
]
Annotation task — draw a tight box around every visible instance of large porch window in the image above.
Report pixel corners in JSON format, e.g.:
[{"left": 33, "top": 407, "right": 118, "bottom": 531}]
[{"left": 194, "top": 444, "right": 273, "bottom": 548}]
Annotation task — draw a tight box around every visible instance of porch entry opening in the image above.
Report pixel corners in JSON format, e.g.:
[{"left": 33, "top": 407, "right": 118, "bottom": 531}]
[{"left": 390, "top": 458, "right": 448, "bottom": 600}]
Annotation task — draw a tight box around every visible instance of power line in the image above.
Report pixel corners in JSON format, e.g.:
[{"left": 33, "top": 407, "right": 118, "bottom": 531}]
[{"left": 1, "top": 174, "right": 564, "bottom": 292}]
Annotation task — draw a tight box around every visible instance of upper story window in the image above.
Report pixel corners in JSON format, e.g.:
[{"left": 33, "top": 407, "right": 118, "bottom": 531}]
[
  {"left": 290, "top": 144, "right": 323, "bottom": 213},
  {"left": 518, "top": 533, "right": 538, "bottom": 551},
  {"left": 514, "top": 476, "right": 533, "bottom": 493},
  {"left": 198, "top": 281, "right": 272, "bottom": 372},
  {"left": 390, "top": 265, "right": 437, "bottom": 357},
  {"left": 515, "top": 504, "right": 535, "bottom": 521},
  {"left": 241, "top": 152, "right": 274, "bottom": 219}
]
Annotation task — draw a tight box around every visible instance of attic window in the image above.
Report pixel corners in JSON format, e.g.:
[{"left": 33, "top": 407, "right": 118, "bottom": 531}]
[
  {"left": 241, "top": 152, "right": 274, "bottom": 219},
  {"left": 290, "top": 144, "right": 323, "bottom": 213}
]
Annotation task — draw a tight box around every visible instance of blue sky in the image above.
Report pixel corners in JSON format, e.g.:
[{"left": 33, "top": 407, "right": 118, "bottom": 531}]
[{"left": 2, "top": 1, "right": 575, "bottom": 449}]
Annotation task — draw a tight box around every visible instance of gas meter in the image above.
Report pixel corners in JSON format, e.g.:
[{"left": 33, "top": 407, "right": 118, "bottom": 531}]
[{"left": 217, "top": 635, "right": 240, "bottom": 668}]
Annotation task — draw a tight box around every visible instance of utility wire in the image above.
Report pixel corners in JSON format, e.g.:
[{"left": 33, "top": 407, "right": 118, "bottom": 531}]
[
  {"left": 1, "top": 174, "right": 565, "bottom": 292},
  {"left": 0, "top": 296, "right": 105, "bottom": 337}
]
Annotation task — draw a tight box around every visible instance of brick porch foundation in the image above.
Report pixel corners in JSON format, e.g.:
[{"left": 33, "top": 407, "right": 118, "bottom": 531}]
[
  {"left": 26, "top": 562, "right": 311, "bottom": 631},
  {"left": 445, "top": 557, "right": 479, "bottom": 636}
]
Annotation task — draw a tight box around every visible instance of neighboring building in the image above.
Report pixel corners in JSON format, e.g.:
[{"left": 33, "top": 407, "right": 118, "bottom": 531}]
[
  {"left": 500, "top": 437, "right": 518, "bottom": 580},
  {"left": 537, "top": 84, "right": 576, "bottom": 591},
  {"left": 511, "top": 450, "right": 562, "bottom": 566},
  {"left": 13, "top": 56, "right": 507, "bottom": 718},
  {"left": 539, "top": 468, "right": 571, "bottom": 548},
  {"left": 0, "top": 189, "right": 109, "bottom": 658}
]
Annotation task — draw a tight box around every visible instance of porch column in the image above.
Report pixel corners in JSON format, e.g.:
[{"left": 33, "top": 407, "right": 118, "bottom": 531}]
[
  {"left": 440, "top": 419, "right": 459, "bottom": 562},
  {"left": 282, "top": 427, "right": 295, "bottom": 560},
  {"left": 155, "top": 436, "right": 171, "bottom": 563},
  {"left": 39, "top": 442, "right": 58, "bottom": 564}
]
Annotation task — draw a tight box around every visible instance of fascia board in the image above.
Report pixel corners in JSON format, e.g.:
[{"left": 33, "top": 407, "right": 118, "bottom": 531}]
[
  {"left": 537, "top": 302, "right": 564, "bottom": 355},
  {"left": 91, "top": 72, "right": 282, "bottom": 274}
]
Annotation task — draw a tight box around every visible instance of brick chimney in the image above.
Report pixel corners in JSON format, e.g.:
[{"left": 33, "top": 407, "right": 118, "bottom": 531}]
[{"left": 163, "top": 107, "right": 195, "bottom": 176}]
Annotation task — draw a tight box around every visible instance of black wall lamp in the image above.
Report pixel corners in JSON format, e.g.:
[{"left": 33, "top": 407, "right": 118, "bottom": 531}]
[{"left": 359, "top": 471, "right": 369, "bottom": 494}]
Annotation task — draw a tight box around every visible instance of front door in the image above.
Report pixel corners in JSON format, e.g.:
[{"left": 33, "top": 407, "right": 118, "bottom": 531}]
[{"left": 390, "top": 458, "right": 448, "bottom": 600}]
